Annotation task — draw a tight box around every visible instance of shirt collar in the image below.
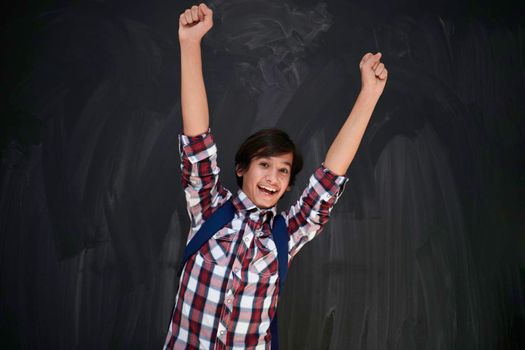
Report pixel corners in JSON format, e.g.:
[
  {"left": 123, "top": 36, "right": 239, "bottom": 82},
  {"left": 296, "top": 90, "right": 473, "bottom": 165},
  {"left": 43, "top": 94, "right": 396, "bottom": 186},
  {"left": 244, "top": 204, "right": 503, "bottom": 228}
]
[{"left": 231, "top": 189, "right": 277, "bottom": 225}]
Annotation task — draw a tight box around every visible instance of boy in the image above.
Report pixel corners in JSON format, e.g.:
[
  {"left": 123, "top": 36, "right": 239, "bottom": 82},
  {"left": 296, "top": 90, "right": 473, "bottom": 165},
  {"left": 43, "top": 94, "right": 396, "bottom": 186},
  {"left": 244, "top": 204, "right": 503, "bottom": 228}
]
[{"left": 164, "top": 3, "right": 388, "bottom": 349}]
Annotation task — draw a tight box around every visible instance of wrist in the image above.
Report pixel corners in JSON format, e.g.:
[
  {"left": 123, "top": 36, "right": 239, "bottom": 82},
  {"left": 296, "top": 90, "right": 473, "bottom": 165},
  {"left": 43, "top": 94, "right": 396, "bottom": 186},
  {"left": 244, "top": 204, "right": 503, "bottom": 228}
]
[
  {"left": 179, "top": 38, "right": 202, "bottom": 49},
  {"left": 358, "top": 88, "right": 381, "bottom": 102}
]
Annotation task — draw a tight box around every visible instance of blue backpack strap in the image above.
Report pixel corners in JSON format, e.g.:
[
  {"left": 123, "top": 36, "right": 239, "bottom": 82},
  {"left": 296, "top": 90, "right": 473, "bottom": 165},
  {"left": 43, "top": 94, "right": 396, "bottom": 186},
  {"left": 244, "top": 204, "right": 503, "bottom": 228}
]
[
  {"left": 272, "top": 214, "right": 289, "bottom": 289},
  {"left": 269, "top": 214, "right": 289, "bottom": 350},
  {"left": 177, "top": 200, "right": 235, "bottom": 277}
]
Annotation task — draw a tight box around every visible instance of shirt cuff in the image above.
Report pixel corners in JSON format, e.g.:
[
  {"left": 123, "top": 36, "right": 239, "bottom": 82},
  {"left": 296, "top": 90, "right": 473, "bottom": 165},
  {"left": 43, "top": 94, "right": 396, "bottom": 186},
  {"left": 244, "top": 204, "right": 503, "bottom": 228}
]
[
  {"left": 311, "top": 163, "right": 349, "bottom": 200},
  {"left": 178, "top": 129, "right": 218, "bottom": 164}
]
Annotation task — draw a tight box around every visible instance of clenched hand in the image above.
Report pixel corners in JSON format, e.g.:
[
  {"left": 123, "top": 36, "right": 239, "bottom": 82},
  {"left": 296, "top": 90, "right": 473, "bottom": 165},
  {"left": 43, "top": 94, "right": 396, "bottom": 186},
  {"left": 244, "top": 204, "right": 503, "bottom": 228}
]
[
  {"left": 359, "top": 52, "right": 388, "bottom": 96},
  {"left": 178, "top": 3, "right": 214, "bottom": 44}
]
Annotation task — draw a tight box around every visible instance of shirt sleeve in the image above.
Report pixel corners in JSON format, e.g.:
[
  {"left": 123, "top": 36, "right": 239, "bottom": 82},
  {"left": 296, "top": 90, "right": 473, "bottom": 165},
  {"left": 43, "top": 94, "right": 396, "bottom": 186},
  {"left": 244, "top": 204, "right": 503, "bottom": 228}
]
[
  {"left": 179, "top": 129, "right": 231, "bottom": 243},
  {"left": 284, "top": 163, "right": 349, "bottom": 259}
]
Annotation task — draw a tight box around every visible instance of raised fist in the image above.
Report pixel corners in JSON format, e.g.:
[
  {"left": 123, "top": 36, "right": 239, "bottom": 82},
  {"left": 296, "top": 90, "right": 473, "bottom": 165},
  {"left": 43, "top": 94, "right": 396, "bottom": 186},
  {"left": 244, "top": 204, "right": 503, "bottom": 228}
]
[
  {"left": 178, "top": 3, "right": 213, "bottom": 44},
  {"left": 359, "top": 52, "right": 388, "bottom": 96}
]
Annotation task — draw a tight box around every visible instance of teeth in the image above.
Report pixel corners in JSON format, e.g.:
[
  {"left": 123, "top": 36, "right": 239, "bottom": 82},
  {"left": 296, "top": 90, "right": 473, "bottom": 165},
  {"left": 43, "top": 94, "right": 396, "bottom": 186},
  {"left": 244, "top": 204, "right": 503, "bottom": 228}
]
[{"left": 259, "top": 185, "right": 278, "bottom": 193}]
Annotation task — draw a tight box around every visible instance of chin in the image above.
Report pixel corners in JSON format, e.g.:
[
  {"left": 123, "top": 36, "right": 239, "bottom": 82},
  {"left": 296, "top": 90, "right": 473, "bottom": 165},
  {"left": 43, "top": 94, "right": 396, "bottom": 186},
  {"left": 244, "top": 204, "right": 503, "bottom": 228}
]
[
  {"left": 255, "top": 200, "right": 275, "bottom": 209},
  {"left": 255, "top": 195, "right": 282, "bottom": 209}
]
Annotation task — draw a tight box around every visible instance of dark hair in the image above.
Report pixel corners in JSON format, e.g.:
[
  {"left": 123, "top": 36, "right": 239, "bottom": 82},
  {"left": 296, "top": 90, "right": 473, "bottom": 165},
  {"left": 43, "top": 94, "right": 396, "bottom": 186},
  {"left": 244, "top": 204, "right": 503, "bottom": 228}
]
[{"left": 234, "top": 128, "right": 303, "bottom": 188}]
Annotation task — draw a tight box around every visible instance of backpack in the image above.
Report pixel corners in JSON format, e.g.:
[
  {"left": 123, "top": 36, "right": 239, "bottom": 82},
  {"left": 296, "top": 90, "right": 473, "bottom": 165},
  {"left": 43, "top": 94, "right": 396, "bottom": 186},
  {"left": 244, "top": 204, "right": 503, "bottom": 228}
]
[{"left": 177, "top": 199, "right": 289, "bottom": 349}]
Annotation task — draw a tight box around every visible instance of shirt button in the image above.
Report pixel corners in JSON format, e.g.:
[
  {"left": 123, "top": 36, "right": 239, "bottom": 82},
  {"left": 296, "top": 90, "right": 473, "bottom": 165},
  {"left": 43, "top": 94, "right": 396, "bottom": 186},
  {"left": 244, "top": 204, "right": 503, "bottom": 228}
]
[
  {"left": 226, "top": 298, "right": 232, "bottom": 304},
  {"left": 220, "top": 330, "right": 225, "bottom": 335},
  {"left": 244, "top": 236, "right": 250, "bottom": 242},
  {"left": 233, "top": 267, "right": 239, "bottom": 273}
]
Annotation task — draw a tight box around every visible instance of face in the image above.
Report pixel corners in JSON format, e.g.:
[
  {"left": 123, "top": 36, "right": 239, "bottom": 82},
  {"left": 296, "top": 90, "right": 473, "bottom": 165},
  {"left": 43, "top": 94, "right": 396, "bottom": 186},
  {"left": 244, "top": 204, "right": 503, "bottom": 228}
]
[{"left": 236, "top": 152, "right": 293, "bottom": 209}]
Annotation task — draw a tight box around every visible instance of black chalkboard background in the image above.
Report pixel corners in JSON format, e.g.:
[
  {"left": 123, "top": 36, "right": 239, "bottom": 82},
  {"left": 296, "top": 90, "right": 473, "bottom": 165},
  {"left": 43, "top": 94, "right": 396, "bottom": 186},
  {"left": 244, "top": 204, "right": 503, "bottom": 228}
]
[{"left": 1, "top": 0, "right": 523, "bottom": 349}]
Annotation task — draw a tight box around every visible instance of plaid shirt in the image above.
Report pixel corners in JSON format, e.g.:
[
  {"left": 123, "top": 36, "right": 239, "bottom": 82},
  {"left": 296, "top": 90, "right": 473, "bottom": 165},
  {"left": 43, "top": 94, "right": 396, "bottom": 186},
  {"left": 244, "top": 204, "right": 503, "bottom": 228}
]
[{"left": 164, "top": 130, "right": 348, "bottom": 349}]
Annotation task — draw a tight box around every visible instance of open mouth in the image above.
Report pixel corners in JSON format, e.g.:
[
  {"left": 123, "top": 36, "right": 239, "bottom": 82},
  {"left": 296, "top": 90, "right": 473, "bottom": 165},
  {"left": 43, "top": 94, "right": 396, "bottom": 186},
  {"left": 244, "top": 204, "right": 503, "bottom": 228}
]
[{"left": 257, "top": 184, "right": 279, "bottom": 196}]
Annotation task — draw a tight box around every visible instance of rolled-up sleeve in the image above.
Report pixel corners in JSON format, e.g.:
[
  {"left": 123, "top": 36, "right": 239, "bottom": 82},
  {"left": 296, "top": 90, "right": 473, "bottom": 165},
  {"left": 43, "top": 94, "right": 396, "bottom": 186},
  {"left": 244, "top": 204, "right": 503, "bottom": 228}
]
[
  {"left": 179, "top": 131, "right": 217, "bottom": 164},
  {"left": 284, "top": 163, "right": 348, "bottom": 259},
  {"left": 179, "top": 129, "right": 230, "bottom": 242}
]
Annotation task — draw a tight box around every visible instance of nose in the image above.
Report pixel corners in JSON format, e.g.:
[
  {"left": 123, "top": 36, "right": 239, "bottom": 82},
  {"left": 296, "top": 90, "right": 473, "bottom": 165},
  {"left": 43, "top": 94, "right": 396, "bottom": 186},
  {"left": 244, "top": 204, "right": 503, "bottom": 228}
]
[{"left": 265, "top": 167, "right": 279, "bottom": 184}]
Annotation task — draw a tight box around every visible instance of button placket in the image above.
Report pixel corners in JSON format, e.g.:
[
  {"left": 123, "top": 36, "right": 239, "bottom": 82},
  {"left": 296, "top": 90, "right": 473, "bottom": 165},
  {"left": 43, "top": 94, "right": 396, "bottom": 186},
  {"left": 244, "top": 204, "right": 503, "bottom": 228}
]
[
  {"left": 217, "top": 321, "right": 227, "bottom": 338},
  {"left": 217, "top": 304, "right": 231, "bottom": 342},
  {"left": 223, "top": 286, "right": 235, "bottom": 313},
  {"left": 243, "top": 234, "right": 252, "bottom": 249}
]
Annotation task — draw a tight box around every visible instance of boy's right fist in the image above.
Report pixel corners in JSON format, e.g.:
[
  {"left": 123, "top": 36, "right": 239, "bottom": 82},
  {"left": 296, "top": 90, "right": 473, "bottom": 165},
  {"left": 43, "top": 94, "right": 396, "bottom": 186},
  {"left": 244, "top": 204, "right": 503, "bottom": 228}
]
[{"left": 178, "top": 3, "right": 213, "bottom": 44}]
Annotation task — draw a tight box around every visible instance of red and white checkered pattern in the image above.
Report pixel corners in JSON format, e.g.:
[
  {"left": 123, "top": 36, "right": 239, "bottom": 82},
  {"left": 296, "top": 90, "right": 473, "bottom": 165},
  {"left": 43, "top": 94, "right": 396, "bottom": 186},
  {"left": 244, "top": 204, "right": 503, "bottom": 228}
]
[{"left": 164, "top": 130, "right": 348, "bottom": 349}]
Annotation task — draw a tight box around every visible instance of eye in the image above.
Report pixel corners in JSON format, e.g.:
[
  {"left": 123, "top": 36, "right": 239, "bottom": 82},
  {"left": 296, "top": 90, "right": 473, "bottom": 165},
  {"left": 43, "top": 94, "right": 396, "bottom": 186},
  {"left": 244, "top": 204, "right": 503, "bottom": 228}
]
[
  {"left": 280, "top": 168, "right": 289, "bottom": 174},
  {"left": 259, "top": 161, "right": 269, "bottom": 168}
]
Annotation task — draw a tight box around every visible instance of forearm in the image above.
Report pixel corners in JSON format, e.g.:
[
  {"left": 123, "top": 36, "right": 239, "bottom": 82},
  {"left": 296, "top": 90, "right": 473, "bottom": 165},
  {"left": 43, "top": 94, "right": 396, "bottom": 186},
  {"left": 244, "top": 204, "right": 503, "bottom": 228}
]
[
  {"left": 324, "top": 89, "right": 380, "bottom": 175},
  {"left": 180, "top": 41, "right": 209, "bottom": 136}
]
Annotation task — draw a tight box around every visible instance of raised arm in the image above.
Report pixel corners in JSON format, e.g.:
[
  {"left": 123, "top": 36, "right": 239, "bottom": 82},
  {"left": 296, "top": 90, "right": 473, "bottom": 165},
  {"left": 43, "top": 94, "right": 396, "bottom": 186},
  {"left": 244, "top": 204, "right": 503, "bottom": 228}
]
[
  {"left": 177, "top": 4, "right": 232, "bottom": 236},
  {"left": 324, "top": 52, "right": 388, "bottom": 175},
  {"left": 179, "top": 3, "right": 214, "bottom": 136}
]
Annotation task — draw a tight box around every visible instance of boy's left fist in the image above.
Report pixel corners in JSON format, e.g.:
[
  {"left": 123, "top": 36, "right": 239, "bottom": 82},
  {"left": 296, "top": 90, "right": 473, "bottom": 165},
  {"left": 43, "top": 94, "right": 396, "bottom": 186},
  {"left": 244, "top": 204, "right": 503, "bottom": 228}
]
[{"left": 359, "top": 52, "right": 388, "bottom": 96}]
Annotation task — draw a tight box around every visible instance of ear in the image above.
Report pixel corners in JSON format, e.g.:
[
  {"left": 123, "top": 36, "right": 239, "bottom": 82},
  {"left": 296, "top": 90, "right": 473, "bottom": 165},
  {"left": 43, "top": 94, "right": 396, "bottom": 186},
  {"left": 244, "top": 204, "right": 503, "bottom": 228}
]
[{"left": 235, "top": 165, "right": 244, "bottom": 178}]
